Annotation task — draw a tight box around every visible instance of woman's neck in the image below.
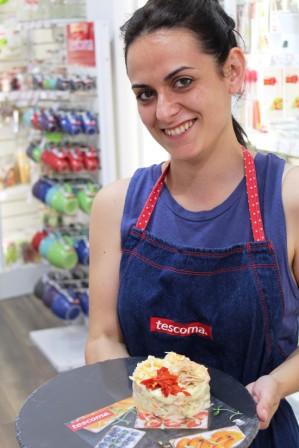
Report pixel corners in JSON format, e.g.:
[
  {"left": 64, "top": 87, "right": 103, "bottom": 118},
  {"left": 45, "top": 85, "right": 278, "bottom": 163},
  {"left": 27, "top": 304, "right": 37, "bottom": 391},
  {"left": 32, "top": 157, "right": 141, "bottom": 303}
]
[{"left": 165, "top": 143, "right": 245, "bottom": 212}]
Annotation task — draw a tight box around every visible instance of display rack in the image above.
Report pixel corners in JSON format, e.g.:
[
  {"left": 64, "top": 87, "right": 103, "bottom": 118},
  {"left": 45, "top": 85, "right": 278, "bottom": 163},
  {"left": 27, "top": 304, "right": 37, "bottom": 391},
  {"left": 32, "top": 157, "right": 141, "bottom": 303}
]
[
  {"left": 231, "top": 0, "right": 299, "bottom": 162},
  {"left": 0, "top": 4, "right": 117, "bottom": 369},
  {"left": 0, "top": 19, "right": 116, "bottom": 302},
  {"left": 28, "top": 20, "right": 116, "bottom": 371}
]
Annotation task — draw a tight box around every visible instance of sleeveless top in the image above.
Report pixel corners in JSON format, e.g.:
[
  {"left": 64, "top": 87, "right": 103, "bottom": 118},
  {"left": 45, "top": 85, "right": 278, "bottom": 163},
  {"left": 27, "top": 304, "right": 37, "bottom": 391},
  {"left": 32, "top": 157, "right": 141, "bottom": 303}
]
[{"left": 121, "top": 152, "right": 299, "bottom": 356}]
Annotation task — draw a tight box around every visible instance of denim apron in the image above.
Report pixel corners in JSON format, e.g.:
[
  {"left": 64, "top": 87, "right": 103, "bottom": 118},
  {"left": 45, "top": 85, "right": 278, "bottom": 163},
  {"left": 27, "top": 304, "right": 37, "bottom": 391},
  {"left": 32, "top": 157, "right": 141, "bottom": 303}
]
[{"left": 118, "top": 149, "right": 299, "bottom": 446}]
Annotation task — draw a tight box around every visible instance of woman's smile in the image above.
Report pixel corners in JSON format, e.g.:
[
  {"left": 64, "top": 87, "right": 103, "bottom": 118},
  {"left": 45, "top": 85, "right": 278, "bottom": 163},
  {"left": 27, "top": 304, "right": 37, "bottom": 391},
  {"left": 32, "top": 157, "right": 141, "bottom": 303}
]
[{"left": 162, "top": 118, "right": 197, "bottom": 138}]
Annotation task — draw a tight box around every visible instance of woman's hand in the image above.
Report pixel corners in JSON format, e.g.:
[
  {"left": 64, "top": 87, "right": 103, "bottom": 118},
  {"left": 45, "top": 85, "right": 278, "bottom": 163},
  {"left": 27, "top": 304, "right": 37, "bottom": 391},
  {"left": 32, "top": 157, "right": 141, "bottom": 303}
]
[{"left": 246, "top": 375, "right": 282, "bottom": 429}]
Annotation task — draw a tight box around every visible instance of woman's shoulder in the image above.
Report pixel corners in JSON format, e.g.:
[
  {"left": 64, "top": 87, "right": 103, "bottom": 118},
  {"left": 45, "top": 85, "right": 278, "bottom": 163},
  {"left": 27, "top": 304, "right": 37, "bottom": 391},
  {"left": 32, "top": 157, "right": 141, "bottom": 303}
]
[
  {"left": 91, "top": 164, "right": 162, "bottom": 220},
  {"left": 282, "top": 164, "right": 299, "bottom": 215},
  {"left": 282, "top": 164, "right": 299, "bottom": 285},
  {"left": 91, "top": 178, "right": 131, "bottom": 227},
  {"left": 255, "top": 150, "right": 299, "bottom": 214}
]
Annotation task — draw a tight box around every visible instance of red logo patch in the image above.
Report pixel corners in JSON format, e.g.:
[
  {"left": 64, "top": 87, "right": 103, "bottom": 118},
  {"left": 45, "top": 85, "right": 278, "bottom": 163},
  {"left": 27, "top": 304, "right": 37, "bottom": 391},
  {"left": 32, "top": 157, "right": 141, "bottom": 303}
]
[{"left": 150, "top": 317, "right": 213, "bottom": 339}]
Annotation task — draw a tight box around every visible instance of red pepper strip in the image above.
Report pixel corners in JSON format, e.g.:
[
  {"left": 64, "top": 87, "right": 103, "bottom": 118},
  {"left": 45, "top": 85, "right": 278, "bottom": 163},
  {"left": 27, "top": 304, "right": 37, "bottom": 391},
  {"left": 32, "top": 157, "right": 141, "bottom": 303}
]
[{"left": 141, "top": 367, "right": 191, "bottom": 397}]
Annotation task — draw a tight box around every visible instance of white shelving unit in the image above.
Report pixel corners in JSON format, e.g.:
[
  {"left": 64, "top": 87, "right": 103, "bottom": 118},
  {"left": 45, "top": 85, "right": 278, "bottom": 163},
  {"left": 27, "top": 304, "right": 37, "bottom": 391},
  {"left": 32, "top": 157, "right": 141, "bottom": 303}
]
[
  {"left": 0, "top": 19, "right": 116, "bottom": 303},
  {"left": 30, "top": 323, "right": 87, "bottom": 372},
  {"left": 0, "top": 8, "right": 117, "bottom": 369},
  {"left": 34, "top": 20, "right": 116, "bottom": 372},
  {"left": 27, "top": 20, "right": 116, "bottom": 372}
]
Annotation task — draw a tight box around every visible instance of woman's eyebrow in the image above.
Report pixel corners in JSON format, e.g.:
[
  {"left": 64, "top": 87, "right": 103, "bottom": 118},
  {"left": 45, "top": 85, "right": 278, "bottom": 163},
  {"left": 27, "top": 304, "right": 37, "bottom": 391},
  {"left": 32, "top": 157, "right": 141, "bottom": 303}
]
[
  {"left": 132, "top": 66, "right": 194, "bottom": 89},
  {"left": 164, "top": 66, "right": 194, "bottom": 81}
]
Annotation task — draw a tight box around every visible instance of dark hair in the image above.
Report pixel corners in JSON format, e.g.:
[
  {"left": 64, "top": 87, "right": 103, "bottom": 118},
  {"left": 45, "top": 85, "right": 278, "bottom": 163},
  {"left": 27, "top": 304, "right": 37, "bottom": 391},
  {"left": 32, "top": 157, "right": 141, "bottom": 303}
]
[{"left": 121, "top": 0, "right": 248, "bottom": 147}]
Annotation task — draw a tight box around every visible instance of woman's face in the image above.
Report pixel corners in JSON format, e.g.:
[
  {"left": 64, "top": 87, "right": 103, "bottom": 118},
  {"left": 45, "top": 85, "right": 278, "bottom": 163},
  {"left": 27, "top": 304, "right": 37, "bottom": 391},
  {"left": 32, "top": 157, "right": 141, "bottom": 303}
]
[{"left": 127, "top": 28, "right": 236, "bottom": 162}]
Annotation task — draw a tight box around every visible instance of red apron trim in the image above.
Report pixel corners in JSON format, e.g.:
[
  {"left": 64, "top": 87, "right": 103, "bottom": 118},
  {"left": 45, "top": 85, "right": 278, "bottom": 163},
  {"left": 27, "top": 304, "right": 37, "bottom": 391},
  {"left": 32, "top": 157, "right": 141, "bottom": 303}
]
[
  {"left": 135, "top": 148, "right": 265, "bottom": 242},
  {"left": 136, "top": 162, "right": 170, "bottom": 231},
  {"left": 243, "top": 149, "right": 265, "bottom": 242},
  {"left": 150, "top": 317, "right": 213, "bottom": 339}
]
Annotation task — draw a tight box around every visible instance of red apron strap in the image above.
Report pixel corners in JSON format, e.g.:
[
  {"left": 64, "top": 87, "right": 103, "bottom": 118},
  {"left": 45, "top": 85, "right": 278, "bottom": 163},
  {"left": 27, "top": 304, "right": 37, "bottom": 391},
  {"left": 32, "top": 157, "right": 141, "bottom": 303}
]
[
  {"left": 136, "top": 149, "right": 266, "bottom": 242},
  {"left": 243, "top": 148, "right": 266, "bottom": 242},
  {"left": 136, "top": 162, "right": 170, "bottom": 231}
]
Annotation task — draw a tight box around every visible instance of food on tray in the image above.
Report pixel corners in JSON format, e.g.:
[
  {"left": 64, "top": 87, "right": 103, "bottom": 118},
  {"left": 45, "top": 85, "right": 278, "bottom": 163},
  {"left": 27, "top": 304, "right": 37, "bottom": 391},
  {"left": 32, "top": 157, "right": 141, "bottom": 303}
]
[{"left": 131, "top": 352, "right": 210, "bottom": 421}]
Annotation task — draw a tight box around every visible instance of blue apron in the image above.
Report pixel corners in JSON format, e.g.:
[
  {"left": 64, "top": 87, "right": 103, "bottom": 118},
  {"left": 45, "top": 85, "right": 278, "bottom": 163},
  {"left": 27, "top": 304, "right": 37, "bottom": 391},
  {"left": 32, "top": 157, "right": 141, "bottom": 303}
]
[{"left": 117, "top": 149, "right": 299, "bottom": 446}]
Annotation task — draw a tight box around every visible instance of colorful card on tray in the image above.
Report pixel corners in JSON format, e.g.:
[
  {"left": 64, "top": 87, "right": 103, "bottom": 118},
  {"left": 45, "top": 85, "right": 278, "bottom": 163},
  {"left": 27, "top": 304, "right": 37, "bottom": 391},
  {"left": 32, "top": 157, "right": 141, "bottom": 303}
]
[
  {"left": 169, "top": 425, "right": 246, "bottom": 447},
  {"left": 65, "top": 397, "right": 135, "bottom": 434}
]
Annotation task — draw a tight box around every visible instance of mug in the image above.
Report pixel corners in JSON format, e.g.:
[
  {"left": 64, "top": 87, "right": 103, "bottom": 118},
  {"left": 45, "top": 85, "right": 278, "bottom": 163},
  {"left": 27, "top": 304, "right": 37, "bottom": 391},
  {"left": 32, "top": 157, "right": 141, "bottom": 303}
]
[
  {"left": 34, "top": 276, "right": 48, "bottom": 300},
  {"left": 56, "top": 77, "right": 70, "bottom": 91},
  {"left": 31, "top": 230, "right": 48, "bottom": 252},
  {"left": 41, "top": 109, "right": 58, "bottom": 132},
  {"left": 51, "top": 291, "right": 81, "bottom": 320},
  {"left": 26, "top": 141, "right": 43, "bottom": 162},
  {"left": 78, "top": 290, "right": 89, "bottom": 316},
  {"left": 46, "top": 184, "right": 78, "bottom": 215},
  {"left": 31, "top": 144, "right": 43, "bottom": 163},
  {"left": 43, "top": 76, "right": 57, "bottom": 90},
  {"left": 82, "top": 146, "right": 100, "bottom": 171},
  {"left": 47, "top": 238, "right": 78, "bottom": 270},
  {"left": 42, "top": 147, "right": 68, "bottom": 172},
  {"left": 39, "top": 233, "right": 57, "bottom": 258},
  {"left": 66, "top": 148, "right": 84, "bottom": 172},
  {"left": 77, "top": 183, "right": 97, "bottom": 214},
  {"left": 32, "top": 74, "right": 43, "bottom": 89},
  {"left": 22, "top": 108, "right": 35, "bottom": 127},
  {"left": 74, "top": 238, "right": 89, "bottom": 265},
  {"left": 80, "top": 111, "right": 98, "bottom": 135},
  {"left": 41, "top": 282, "right": 59, "bottom": 308},
  {"left": 32, "top": 178, "right": 53, "bottom": 203}
]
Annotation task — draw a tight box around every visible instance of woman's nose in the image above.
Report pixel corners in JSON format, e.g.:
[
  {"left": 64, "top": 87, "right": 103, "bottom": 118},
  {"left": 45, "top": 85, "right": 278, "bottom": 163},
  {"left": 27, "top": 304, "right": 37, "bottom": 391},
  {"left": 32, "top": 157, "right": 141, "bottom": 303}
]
[{"left": 155, "top": 92, "right": 180, "bottom": 122}]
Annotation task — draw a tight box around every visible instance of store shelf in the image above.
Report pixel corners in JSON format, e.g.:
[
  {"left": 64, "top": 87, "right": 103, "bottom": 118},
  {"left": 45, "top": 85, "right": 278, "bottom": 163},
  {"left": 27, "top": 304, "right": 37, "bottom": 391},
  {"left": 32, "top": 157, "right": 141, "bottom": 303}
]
[
  {"left": 0, "top": 90, "right": 71, "bottom": 104},
  {"left": 247, "top": 125, "right": 299, "bottom": 159},
  {"left": 0, "top": 263, "right": 49, "bottom": 300},
  {"left": 0, "top": 90, "right": 98, "bottom": 105},
  {"left": 17, "top": 18, "right": 86, "bottom": 31},
  {"left": 30, "top": 323, "right": 87, "bottom": 372},
  {"left": 0, "top": 184, "right": 31, "bottom": 202}
]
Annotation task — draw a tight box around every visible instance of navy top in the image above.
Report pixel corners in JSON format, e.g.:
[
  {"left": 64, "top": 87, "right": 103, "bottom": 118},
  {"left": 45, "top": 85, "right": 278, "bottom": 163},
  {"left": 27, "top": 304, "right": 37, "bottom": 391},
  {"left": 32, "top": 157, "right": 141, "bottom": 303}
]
[{"left": 121, "top": 152, "right": 299, "bottom": 355}]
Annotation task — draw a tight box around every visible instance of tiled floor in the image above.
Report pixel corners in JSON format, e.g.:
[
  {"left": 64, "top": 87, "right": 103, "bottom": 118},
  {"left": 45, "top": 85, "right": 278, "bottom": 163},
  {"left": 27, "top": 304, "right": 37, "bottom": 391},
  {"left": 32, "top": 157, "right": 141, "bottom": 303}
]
[{"left": 0, "top": 295, "right": 61, "bottom": 447}]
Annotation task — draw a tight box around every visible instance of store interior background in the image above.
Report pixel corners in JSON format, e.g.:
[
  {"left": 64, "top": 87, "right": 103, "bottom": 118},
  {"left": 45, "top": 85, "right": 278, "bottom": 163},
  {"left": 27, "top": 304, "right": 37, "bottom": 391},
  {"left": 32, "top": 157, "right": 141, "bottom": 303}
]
[{"left": 0, "top": 0, "right": 298, "bottom": 446}]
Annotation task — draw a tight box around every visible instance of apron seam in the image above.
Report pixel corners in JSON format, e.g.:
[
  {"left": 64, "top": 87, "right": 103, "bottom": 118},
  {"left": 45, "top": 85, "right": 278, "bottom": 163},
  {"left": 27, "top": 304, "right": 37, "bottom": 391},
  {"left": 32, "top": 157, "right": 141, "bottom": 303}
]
[
  {"left": 122, "top": 248, "right": 277, "bottom": 276},
  {"left": 130, "top": 228, "right": 270, "bottom": 257},
  {"left": 247, "top": 247, "right": 273, "bottom": 357}
]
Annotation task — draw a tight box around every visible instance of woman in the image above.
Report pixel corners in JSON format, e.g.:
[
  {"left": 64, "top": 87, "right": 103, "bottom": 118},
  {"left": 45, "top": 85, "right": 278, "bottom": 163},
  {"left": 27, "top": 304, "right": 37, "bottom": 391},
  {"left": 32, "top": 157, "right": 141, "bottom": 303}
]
[{"left": 85, "top": 0, "right": 299, "bottom": 445}]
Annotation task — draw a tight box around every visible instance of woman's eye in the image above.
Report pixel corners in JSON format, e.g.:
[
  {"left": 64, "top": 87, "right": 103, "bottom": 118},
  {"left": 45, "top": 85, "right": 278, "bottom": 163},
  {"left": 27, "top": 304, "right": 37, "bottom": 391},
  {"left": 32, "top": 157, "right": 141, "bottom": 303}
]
[
  {"left": 137, "top": 89, "right": 154, "bottom": 102},
  {"left": 174, "top": 77, "right": 192, "bottom": 89}
]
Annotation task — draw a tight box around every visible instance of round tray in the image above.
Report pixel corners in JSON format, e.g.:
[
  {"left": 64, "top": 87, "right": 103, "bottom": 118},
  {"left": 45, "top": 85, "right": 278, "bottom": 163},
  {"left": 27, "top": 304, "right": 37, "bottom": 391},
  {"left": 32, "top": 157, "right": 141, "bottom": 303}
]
[{"left": 16, "top": 357, "right": 259, "bottom": 448}]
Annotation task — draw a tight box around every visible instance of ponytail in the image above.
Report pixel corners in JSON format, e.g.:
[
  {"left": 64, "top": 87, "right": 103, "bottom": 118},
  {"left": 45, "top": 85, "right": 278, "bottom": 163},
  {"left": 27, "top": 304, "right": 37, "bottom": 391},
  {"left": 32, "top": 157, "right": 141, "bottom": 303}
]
[{"left": 232, "top": 116, "right": 248, "bottom": 147}]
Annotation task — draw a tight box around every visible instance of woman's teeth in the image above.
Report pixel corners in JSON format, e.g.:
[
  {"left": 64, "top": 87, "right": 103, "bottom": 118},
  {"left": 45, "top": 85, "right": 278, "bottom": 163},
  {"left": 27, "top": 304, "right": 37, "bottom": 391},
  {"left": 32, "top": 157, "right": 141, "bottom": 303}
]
[{"left": 164, "top": 120, "right": 195, "bottom": 137}]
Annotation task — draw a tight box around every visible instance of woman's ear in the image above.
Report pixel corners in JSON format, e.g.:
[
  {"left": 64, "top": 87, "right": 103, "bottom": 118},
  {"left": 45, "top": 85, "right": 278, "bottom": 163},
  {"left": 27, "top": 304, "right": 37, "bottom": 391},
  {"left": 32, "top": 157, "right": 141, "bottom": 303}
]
[{"left": 223, "top": 47, "right": 246, "bottom": 95}]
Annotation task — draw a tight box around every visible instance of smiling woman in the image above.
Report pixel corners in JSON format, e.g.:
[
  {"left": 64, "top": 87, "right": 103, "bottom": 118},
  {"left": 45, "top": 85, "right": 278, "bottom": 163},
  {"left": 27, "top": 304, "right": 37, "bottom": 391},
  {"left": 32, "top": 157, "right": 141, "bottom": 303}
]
[
  {"left": 85, "top": 1, "right": 299, "bottom": 447},
  {"left": 126, "top": 28, "right": 243, "bottom": 165}
]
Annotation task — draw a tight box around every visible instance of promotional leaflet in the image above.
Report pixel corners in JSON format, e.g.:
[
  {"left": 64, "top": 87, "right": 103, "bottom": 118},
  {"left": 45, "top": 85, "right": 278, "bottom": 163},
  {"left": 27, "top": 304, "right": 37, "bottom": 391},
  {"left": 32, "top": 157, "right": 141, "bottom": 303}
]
[{"left": 65, "top": 397, "right": 255, "bottom": 448}]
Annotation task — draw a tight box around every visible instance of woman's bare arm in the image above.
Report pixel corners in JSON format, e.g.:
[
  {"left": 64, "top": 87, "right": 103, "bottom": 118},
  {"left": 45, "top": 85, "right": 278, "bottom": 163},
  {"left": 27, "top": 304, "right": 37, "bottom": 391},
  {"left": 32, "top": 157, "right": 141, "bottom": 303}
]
[
  {"left": 270, "top": 164, "right": 299, "bottom": 398},
  {"left": 85, "top": 178, "right": 130, "bottom": 364},
  {"left": 247, "top": 165, "right": 299, "bottom": 429}
]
